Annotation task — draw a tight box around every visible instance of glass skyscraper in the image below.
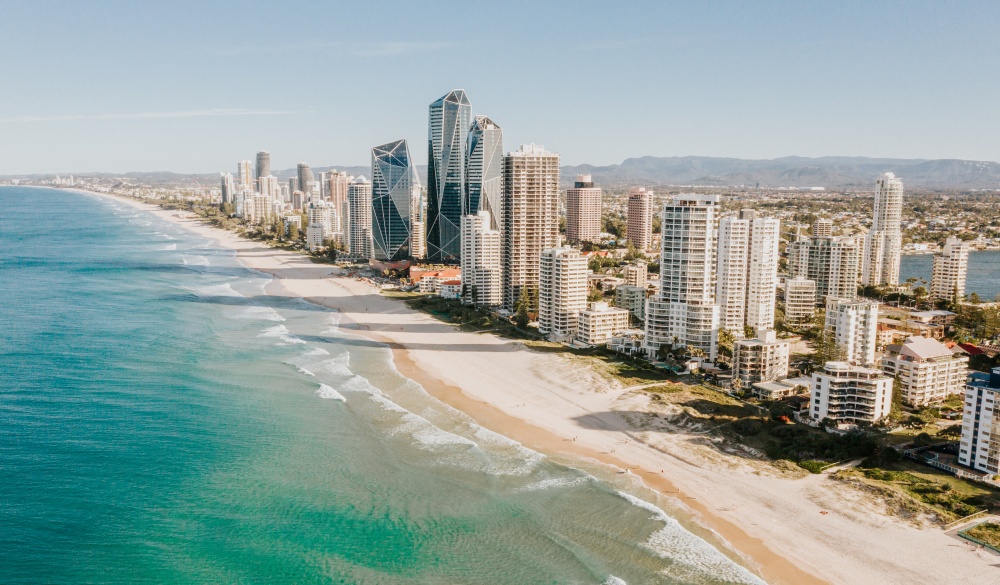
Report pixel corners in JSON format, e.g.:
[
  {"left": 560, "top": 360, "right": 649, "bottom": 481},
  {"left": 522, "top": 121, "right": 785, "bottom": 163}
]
[
  {"left": 427, "top": 89, "right": 471, "bottom": 262},
  {"left": 465, "top": 115, "right": 503, "bottom": 231},
  {"left": 371, "top": 139, "right": 420, "bottom": 261}
]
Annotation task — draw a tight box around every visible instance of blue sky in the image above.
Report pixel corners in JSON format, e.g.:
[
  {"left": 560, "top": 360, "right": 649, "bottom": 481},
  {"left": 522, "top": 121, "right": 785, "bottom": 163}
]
[{"left": 0, "top": 0, "right": 997, "bottom": 174}]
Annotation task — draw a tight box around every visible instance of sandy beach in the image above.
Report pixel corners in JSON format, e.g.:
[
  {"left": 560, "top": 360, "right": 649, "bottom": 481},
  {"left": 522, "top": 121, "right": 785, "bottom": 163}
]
[{"left": 82, "top": 190, "right": 1000, "bottom": 585}]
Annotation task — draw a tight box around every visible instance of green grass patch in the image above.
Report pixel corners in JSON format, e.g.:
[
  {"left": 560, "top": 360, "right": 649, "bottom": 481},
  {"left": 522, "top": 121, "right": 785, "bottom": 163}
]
[{"left": 965, "top": 522, "right": 1000, "bottom": 549}]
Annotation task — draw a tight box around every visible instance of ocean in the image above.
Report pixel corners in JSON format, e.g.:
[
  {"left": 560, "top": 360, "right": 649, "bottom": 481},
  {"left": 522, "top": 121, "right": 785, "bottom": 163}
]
[
  {"left": 0, "top": 187, "right": 763, "bottom": 585},
  {"left": 900, "top": 250, "right": 1000, "bottom": 301}
]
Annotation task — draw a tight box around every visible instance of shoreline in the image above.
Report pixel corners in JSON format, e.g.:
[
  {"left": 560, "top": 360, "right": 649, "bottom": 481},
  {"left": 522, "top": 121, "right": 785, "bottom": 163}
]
[{"left": 65, "top": 187, "right": 1000, "bottom": 585}]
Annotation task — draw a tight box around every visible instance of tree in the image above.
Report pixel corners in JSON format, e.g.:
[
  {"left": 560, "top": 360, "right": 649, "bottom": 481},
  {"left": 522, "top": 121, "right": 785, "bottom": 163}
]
[
  {"left": 587, "top": 287, "right": 604, "bottom": 302},
  {"left": 288, "top": 222, "right": 300, "bottom": 241},
  {"left": 717, "top": 328, "right": 736, "bottom": 362},
  {"left": 743, "top": 324, "right": 757, "bottom": 339},
  {"left": 811, "top": 330, "right": 846, "bottom": 367}
]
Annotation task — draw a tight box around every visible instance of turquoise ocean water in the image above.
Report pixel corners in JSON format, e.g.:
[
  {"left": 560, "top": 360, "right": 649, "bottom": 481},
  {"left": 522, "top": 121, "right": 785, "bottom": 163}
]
[{"left": 0, "top": 187, "right": 764, "bottom": 585}]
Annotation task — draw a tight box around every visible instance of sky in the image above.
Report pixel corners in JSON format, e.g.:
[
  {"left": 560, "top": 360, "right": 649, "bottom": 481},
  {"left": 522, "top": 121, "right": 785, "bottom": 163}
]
[{"left": 1, "top": 0, "right": 998, "bottom": 174}]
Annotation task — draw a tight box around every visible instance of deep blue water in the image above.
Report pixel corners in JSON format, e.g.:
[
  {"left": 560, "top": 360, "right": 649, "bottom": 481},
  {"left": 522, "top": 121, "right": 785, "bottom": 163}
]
[
  {"left": 900, "top": 250, "right": 1000, "bottom": 300},
  {"left": 0, "top": 187, "right": 763, "bottom": 585}
]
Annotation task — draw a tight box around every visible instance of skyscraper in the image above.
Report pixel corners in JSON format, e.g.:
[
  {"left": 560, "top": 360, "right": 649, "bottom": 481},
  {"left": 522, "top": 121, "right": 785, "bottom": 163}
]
[
  {"left": 255, "top": 151, "right": 270, "bottom": 181},
  {"left": 789, "top": 235, "right": 861, "bottom": 303},
  {"left": 715, "top": 214, "right": 779, "bottom": 334},
  {"left": 237, "top": 160, "right": 254, "bottom": 191},
  {"left": 716, "top": 217, "right": 751, "bottom": 333},
  {"left": 220, "top": 173, "right": 234, "bottom": 204},
  {"left": 427, "top": 89, "right": 471, "bottom": 262},
  {"left": 327, "top": 170, "right": 350, "bottom": 233},
  {"left": 644, "top": 194, "right": 720, "bottom": 360},
  {"left": 347, "top": 176, "right": 373, "bottom": 259},
  {"left": 627, "top": 187, "right": 653, "bottom": 251},
  {"left": 297, "top": 163, "right": 315, "bottom": 197},
  {"left": 371, "top": 139, "right": 420, "bottom": 261},
  {"left": 502, "top": 144, "right": 561, "bottom": 310},
  {"left": 862, "top": 172, "right": 903, "bottom": 286},
  {"left": 931, "top": 236, "right": 970, "bottom": 303},
  {"left": 465, "top": 115, "right": 503, "bottom": 230},
  {"left": 565, "top": 174, "right": 602, "bottom": 244},
  {"left": 460, "top": 210, "right": 502, "bottom": 307},
  {"left": 746, "top": 217, "right": 780, "bottom": 332}
]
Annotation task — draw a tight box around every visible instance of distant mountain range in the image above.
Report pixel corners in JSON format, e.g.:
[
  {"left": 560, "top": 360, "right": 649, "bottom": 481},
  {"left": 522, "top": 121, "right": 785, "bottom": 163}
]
[
  {"left": 8, "top": 156, "right": 1000, "bottom": 190},
  {"left": 560, "top": 156, "right": 1000, "bottom": 190}
]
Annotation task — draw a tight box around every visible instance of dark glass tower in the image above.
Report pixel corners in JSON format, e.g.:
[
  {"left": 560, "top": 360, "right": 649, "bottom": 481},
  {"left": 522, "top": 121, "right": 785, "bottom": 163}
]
[
  {"left": 426, "top": 89, "right": 471, "bottom": 262},
  {"left": 371, "top": 139, "right": 420, "bottom": 261},
  {"left": 465, "top": 115, "right": 503, "bottom": 231}
]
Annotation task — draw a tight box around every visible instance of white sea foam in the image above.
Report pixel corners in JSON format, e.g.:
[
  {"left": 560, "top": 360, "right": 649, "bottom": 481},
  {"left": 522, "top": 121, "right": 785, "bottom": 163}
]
[
  {"left": 316, "top": 384, "right": 346, "bottom": 402},
  {"left": 236, "top": 306, "right": 285, "bottom": 322},
  {"left": 158, "top": 243, "right": 177, "bottom": 251},
  {"left": 181, "top": 254, "right": 209, "bottom": 266},
  {"left": 257, "top": 324, "right": 307, "bottom": 345},
  {"left": 302, "top": 347, "right": 330, "bottom": 357},
  {"left": 603, "top": 577, "right": 627, "bottom": 585},
  {"left": 184, "top": 283, "right": 244, "bottom": 299},
  {"left": 616, "top": 491, "right": 766, "bottom": 584},
  {"left": 515, "top": 476, "right": 589, "bottom": 493},
  {"left": 321, "top": 313, "right": 343, "bottom": 335},
  {"left": 321, "top": 354, "right": 353, "bottom": 377}
]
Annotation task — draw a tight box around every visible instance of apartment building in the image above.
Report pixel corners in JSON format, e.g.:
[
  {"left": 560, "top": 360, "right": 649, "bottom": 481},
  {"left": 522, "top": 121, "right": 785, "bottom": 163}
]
[{"left": 881, "top": 336, "right": 969, "bottom": 407}]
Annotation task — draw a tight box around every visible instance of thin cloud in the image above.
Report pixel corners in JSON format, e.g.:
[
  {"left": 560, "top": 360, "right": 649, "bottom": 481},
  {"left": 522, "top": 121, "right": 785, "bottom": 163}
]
[
  {"left": 0, "top": 108, "right": 304, "bottom": 123},
  {"left": 210, "top": 40, "right": 451, "bottom": 57}
]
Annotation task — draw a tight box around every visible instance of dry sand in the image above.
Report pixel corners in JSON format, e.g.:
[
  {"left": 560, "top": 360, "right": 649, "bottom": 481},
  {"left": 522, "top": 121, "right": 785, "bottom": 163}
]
[{"left": 83, "top": 191, "right": 1000, "bottom": 585}]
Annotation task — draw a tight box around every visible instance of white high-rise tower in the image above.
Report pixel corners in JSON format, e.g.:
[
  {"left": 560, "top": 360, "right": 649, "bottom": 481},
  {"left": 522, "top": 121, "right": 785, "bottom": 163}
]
[
  {"left": 460, "top": 211, "right": 502, "bottom": 308},
  {"left": 862, "top": 173, "right": 903, "bottom": 286},
  {"left": 644, "top": 194, "right": 720, "bottom": 360},
  {"left": 931, "top": 236, "right": 970, "bottom": 303}
]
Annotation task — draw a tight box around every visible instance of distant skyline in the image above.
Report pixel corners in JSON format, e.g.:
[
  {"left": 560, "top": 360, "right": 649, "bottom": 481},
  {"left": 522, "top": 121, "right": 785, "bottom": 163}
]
[{"left": 1, "top": 1, "right": 998, "bottom": 174}]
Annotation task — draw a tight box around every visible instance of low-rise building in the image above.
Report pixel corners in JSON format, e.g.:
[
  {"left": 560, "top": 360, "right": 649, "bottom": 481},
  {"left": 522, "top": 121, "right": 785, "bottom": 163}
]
[
  {"left": 751, "top": 376, "right": 812, "bottom": 401},
  {"left": 614, "top": 285, "right": 647, "bottom": 321},
  {"left": 810, "top": 362, "right": 893, "bottom": 424},
  {"left": 607, "top": 329, "right": 645, "bottom": 356},
  {"left": 623, "top": 262, "right": 647, "bottom": 288},
  {"left": 881, "top": 336, "right": 969, "bottom": 407},
  {"left": 784, "top": 277, "right": 816, "bottom": 326},
  {"left": 733, "top": 328, "right": 790, "bottom": 386},
  {"left": 438, "top": 279, "right": 462, "bottom": 300},
  {"left": 576, "top": 301, "right": 630, "bottom": 345},
  {"left": 958, "top": 367, "right": 1000, "bottom": 475},
  {"left": 413, "top": 268, "right": 462, "bottom": 293}
]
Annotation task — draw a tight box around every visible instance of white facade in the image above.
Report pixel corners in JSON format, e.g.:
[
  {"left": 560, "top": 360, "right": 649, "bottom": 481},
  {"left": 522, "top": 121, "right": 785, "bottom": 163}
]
[
  {"left": 565, "top": 174, "right": 602, "bottom": 244},
  {"left": 714, "top": 215, "right": 779, "bottom": 334},
  {"left": 306, "top": 201, "right": 335, "bottom": 252},
  {"left": 862, "top": 173, "right": 904, "bottom": 286},
  {"left": 576, "top": 302, "right": 631, "bottom": 345},
  {"left": 931, "top": 236, "right": 970, "bottom": 303},
  {"left": 881, "top": 336, "right": 969, "bottom": 407},
  {"left": 812, "top": 218, "right": 833, "bottom": 237},
  {"left": 237, "top": 160, "right": 254, "bottom": 191},
  {"left": 825, "top": 297, "right": 879, "bottom": 366},
  {"left": 733, "top": 328, "right": 790, "bottom": 386},
  {"left": 502, "top": 144, "right": 561, "bottom": 310},
  {"left": 347, "top": 176, "right": 373, "bottom": 259},
  {"left": 644, "top": 194, "right": 720, "bottom": 359},
  {"left": 789, "top": 236, "right": 861, "bottom": 303},
  {"left": 746, "top": 217, "right": 780, "bottom": 332},
  {"left": 811, "top": 362, "right": 893, "bottom": 424},
  {"left": 784, "top": 277, "right": 817, "bottom": 326},
  {"left": 716, "top": 217, "right": 750, "bottom": 333},
  {"left": 623, "top": 262, "right": 647, "bottom": 288},
  {"left": 959, "top": 368, "right": 1000, "bottom": 475},
  {"left": 538, "top": 247, "right": 588, "bottom": 341},
  {"left": 627, "top": 187, "right": 653, "bottom": 251},
  {"left": 460, "top": 211, "right": 503, "bottom": 307}
]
